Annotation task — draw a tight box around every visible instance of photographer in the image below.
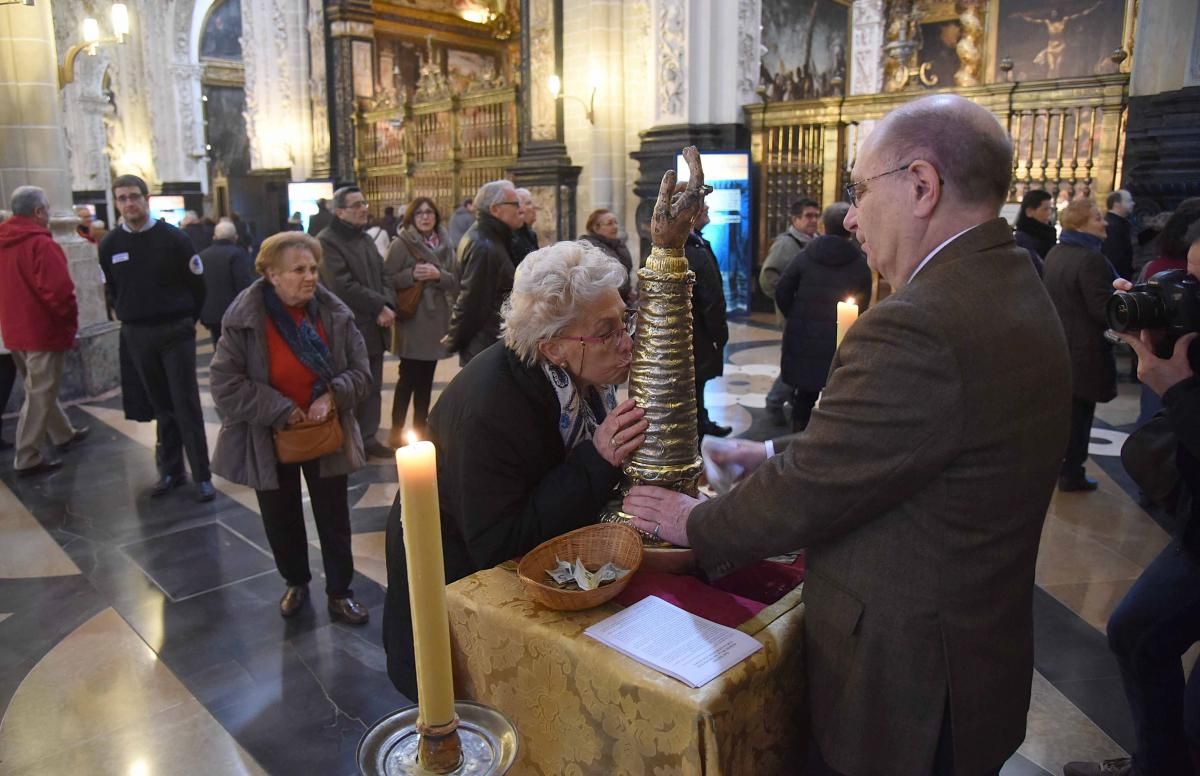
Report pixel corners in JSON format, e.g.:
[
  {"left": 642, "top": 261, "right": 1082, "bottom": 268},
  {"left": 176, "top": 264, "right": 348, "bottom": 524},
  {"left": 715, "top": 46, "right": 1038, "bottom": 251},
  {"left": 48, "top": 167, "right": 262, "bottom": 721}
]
[{"left": 1065, "top": 221, "right": 1200, "bottom": 776}]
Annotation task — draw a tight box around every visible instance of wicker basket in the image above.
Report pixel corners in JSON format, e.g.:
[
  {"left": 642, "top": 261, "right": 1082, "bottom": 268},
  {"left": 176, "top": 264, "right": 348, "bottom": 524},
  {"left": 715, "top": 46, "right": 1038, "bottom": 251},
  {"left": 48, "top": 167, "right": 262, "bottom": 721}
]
[{"left": 517, "top": 523, "right": 644, "bottom": 611}]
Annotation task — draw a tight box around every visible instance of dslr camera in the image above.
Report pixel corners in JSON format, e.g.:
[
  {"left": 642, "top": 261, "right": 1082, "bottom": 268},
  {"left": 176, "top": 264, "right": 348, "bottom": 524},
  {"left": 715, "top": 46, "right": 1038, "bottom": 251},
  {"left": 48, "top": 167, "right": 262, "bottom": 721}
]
[{"left": 1106, "top": 269, "right": 1200, "bottom": 357}]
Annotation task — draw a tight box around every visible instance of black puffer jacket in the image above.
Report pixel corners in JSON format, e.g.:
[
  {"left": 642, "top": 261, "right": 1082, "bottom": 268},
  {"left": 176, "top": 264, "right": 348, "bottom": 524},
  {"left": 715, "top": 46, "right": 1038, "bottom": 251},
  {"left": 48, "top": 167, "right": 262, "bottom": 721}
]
[
  {"left": 445, "top": 213, "right": 515, "bottom": 361},
  {"left": 775, "top": 235, "right": 873, "bottom": 392}
]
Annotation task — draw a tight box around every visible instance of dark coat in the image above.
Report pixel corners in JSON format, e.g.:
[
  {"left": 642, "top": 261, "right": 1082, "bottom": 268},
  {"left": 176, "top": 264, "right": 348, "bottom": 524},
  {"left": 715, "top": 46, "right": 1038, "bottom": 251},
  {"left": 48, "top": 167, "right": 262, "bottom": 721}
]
[
  {"left": 209, "top": 281, "right": 371, "bottom": 490},
  {"left": 445, "top": 213, "right": 515, "bottom": 361},
  {"left": 578, "top": 233, "right": 635, "bottom": 302},
  {"left": 306, "top": 209, "right": 333, "bottom": 236},
  {"left": 775, "top": 235, "right": 873, "bottom": 392},
  {"left": 685, "top": 231, "right": 729, "bottom": 382},
  {"left": 688, "top": 219, "right": 1072, "bottom": 776},
  {"left": 1102, "top": 212, "right": 1135, "bottom": 280},
  {"left": 199, "top": 239, "right": 256, "bottom": 326},
  {"left": 510, "top": 224, "right": 539, "bottom": 267},
  {"left": 447, "top": 207, "right": 474, "bottom": 253},
  {"left": 1044, "top": 241, "right": 1119, "bottom": 403},
  {"left": 382, "top": 343, "right": 621, "bottom": 696},
  {"left": 184, "top": 222, "right": 214, "bottom": 252},
  {"left": 1014, "top": 217, "right": 1057, "bottom": 261},
  {"left": 318, "top": 218, "right": 397, "bottom": 356}
]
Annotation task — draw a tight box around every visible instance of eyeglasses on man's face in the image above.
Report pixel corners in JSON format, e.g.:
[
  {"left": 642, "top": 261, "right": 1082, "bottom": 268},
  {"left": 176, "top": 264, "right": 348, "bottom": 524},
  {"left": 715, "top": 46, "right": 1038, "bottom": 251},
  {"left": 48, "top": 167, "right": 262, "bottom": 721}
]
[
  {"left": 341, "top": 200, "right": 370, "bottom": 210},
  {"left": 495, "top": 200, "right": 521, "bottom": 208},
  {"left": 844, "top": 162, "right": 915, "bottom": 207}
]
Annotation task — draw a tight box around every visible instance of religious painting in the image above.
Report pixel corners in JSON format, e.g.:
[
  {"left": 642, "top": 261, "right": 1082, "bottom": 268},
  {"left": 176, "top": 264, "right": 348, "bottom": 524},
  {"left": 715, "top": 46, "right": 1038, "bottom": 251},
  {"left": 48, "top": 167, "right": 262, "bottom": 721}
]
[
  {"left": 994, "top": 0, "right": 1127, "bottom": 81},
  {"left": 199, "top": 0, "right": 242, "bottom": 61},
  {"left": 446, "top": 49, "right": 497, "bottom": 94},
  {"left": 760, "top": 0, "right": 850, "bottom": 101},
  {"left": 918, "top": 19, "right": 964, "bottom": 88}
]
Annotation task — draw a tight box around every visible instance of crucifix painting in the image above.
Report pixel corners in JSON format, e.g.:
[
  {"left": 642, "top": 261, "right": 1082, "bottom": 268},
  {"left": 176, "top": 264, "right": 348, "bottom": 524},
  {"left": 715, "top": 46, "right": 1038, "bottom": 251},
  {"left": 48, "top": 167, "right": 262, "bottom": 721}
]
[{"left": 995, "top": 0, "right": 1126, "bottom": 82}]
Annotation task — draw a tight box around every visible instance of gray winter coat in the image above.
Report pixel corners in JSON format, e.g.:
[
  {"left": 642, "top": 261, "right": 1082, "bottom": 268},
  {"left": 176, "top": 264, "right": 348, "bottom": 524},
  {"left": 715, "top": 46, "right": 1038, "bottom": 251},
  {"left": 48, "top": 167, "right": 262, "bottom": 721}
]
[
  {"left": 385, "top": 225, "right": 458, "bottom": 361},
  {"left": 210, "top": 280, "right": 371, "bottom": 490},
  {"left": 318, "top": 218, "right": 397, "bottom": 356}
]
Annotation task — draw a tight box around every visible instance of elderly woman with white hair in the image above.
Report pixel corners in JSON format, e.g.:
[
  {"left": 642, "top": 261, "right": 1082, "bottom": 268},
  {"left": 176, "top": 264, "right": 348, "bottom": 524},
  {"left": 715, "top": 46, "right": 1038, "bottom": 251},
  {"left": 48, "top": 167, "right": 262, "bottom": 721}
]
[{"left": 382, "top": 239, "right": 648, "bottom": 699}]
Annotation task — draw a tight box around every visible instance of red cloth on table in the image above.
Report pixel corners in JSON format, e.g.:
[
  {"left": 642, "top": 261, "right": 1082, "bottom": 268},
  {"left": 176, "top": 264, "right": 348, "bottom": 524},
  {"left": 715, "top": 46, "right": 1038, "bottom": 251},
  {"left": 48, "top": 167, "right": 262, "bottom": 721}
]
[{"left": 613, "top": 552, "right": 805, "bottom": 629}]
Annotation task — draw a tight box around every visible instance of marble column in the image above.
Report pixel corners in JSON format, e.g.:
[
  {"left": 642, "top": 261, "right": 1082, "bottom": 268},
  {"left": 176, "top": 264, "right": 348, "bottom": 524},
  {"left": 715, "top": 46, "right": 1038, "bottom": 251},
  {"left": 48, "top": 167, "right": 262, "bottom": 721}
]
[
  {"left": 326, "top": 0, "right": 374, "bottom": 184},
  {"left": 510, "top": 0, "right": 580, "bottom": 241},
  {"left": 0, "top": 2, "right": 119, "bottom": 400},
  {"left": 850, "top": 0, "right": 886, "bottom": 97}
]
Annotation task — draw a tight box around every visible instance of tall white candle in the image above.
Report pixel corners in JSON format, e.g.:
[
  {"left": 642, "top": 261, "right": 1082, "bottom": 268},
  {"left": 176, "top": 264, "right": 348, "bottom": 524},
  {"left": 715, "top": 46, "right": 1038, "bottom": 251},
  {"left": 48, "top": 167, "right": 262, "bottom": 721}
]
[
  {"left": 836, "top": 298, "right": 859, "bottom": 348},
  {"left": 395, "top": 436, "right": 455, "bottom": 727}
]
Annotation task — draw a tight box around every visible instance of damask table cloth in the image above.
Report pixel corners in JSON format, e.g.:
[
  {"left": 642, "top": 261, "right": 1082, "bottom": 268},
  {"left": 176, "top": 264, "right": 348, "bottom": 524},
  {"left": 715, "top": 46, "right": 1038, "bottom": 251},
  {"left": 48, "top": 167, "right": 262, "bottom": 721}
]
[{"left": 446, "top": 561, "right": 806, "bottom": 775}]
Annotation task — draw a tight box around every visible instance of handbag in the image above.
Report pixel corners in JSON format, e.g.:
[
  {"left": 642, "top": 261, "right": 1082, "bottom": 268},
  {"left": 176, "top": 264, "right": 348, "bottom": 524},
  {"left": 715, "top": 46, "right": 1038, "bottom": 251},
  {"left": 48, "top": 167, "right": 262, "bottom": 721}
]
[
  {"left": 273, "top": 406, "right": 344, "bottom": 464},
  {"left": 395, "top": 260, "right": 429, "bottom": 321}
]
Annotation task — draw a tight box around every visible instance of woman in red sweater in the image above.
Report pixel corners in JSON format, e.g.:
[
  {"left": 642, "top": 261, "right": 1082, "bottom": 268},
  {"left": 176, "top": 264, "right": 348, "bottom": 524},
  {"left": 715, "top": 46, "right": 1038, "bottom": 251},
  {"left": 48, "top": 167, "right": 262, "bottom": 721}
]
[{"left": 210, "top": 232, "right": 373, "bottom": 624}]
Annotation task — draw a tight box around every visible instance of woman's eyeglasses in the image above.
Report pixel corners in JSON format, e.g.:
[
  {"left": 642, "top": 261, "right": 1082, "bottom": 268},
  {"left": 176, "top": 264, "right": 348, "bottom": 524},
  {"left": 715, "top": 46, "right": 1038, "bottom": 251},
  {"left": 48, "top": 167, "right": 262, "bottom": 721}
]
[{"left": 556, "top": 309, "right": 637, "bottom": 349}]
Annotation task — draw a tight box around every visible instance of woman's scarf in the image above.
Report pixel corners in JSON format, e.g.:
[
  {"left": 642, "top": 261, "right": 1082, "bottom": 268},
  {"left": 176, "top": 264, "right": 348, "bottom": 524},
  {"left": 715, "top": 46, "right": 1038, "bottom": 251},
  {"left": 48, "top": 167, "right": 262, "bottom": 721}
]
[
  {"left": 542, "top": 362, "right": 618, "bottom": 450},
  {"left": 262, "top": 283, "right": 336, "bottom": 403},
  {"left": 1058, "top": 229, "right": 1105, "bottom": 253},
  {"left": 401, "top": 225, "right": 446, "bottom": 265}
]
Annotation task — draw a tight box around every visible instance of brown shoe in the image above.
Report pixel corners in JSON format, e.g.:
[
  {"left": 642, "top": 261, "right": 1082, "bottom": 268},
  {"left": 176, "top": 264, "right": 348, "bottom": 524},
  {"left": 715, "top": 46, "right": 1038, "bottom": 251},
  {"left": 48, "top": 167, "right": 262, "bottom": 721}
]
[
  {"left": 328, "top": 595, "right": 369, "bottom": 625},
  {"left": 279, "top": 585, "right": 308, "bottom": 618}
]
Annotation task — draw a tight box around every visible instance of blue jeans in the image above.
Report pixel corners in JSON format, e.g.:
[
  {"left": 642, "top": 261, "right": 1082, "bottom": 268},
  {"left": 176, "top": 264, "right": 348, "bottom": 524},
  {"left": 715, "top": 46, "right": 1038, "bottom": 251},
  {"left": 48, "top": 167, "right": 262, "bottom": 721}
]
[{"left": 1108, "top": 540, "right": 1200, "bottom": 775}]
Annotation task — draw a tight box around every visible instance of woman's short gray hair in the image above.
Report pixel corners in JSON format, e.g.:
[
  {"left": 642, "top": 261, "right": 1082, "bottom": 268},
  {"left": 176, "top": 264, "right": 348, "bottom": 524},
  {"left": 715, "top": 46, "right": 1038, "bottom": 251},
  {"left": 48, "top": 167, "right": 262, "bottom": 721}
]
[{"left": 503, "top": 240, "right": 628, "bottom": 365}]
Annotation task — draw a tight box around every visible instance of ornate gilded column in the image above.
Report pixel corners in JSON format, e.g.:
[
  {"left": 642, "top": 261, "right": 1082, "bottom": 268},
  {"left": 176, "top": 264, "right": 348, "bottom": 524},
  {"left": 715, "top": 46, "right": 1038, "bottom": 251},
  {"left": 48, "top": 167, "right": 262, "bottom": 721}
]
[
  {"left": 326, "top": 0, "right": 374, "bottom": 183},
  {"left": 509, "top": 0, "right": 580, "bottom": 241}
]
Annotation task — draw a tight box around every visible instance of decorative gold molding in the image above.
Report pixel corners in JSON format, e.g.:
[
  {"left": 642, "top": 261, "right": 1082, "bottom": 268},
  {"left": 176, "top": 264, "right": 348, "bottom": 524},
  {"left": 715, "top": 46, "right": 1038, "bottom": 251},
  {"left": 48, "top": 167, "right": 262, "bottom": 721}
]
[
  {"left": 330, "top": 20, "right": 375, "bottom": 39},
  {"left": 201, "top": 59, "right": 245, "bottom": 87}
]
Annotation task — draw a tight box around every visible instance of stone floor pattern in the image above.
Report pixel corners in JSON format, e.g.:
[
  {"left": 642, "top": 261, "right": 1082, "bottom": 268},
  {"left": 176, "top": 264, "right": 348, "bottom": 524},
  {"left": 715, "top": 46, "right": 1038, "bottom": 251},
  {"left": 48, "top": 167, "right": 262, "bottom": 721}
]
[{"left": 0, "top": 314, "right": 1162, "bottom": 775}]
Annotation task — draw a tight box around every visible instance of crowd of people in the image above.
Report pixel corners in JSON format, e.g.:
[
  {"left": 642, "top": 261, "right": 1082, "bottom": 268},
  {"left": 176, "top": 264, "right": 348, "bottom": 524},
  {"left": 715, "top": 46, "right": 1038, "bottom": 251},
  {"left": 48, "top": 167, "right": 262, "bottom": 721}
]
[{"left": 3, "top": 91, "right": 1200, "bottom": 776}]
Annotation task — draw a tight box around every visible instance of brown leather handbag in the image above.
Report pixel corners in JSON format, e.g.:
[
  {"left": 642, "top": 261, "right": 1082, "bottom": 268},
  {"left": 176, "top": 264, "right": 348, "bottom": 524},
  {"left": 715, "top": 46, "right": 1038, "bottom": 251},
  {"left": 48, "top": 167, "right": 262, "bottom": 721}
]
[
  {"left": 273, "top": 407, "right": 344, "bottom": 464},
  {"left": 395, "top": 263, "right": 428, "bottom": 321}
]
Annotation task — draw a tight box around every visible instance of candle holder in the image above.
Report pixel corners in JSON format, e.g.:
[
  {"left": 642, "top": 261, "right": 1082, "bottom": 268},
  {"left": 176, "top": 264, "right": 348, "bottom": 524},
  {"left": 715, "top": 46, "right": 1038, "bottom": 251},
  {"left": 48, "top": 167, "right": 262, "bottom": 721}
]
[{"left": 358, "top": 701, "right": 518, "bottom": 775}]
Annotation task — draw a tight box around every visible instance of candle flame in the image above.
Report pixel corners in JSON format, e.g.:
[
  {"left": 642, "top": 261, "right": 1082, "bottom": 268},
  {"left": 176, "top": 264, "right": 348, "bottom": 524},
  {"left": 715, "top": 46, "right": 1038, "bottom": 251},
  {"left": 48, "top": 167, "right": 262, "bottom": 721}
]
[
  {"left": 406, "top": 431, "right": 419, "bottom": 446},
  {"left": 845, "top": 297, "right": 856, "bottom": 305}
]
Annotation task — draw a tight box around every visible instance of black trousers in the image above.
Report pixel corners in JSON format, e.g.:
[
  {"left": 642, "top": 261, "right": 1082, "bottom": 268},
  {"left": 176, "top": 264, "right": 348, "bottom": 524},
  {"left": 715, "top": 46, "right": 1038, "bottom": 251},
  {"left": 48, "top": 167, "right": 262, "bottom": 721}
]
[
  {"left": 0, "top": 352, "right": 16, "bottom": 416},
  {"left": 391, "top": 358, "right": 437, "bottom": 435},
  {"left": 123, "top": 318, "right": 211, "bottom": 481},
  {"left": 255, "top": 459, "right": 354, "bottom": 597},
  {"left": 357, "top": 352, "right": 384, "bottom": 440},
  {"left": 791, "top": 388, "right": 821, "bottom": 432},
  {"left": 205, "top": 322, "right": 222, "bottom": 349},
  {"left": 1062, "top": 396, "right": 1097, "bottom": 478}
]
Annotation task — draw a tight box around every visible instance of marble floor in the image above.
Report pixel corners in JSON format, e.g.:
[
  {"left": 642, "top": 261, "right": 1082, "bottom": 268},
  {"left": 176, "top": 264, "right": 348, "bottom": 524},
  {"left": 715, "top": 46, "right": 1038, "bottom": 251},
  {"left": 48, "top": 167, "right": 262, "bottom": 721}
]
[{"left": 0, "top": 314, "right": 1169, "bottom": 775}]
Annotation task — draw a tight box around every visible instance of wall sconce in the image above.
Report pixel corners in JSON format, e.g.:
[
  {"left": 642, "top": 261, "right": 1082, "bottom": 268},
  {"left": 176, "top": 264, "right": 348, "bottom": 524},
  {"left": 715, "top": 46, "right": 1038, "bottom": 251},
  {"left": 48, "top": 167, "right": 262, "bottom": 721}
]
[
  {"left": 59, "top": 3, "right": 130, "bottom": 89},
  {"left": 548, "top": 74, "right": 596, "bottom": 125}
]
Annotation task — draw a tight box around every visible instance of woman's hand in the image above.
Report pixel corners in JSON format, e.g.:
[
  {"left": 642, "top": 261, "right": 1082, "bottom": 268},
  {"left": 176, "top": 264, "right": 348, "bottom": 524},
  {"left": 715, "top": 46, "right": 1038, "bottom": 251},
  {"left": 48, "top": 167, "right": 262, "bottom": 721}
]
[
  {"left": 307, "top": 393, "right": 334, "bottom": 423},
  {"left": 593, "top": 399, "right": 648, "bottom": 467},
  {"left": 413, "top": 263, "right": 441, "bottom": 282},
  {"left": 286, "top": 406, "right": 306, "bottom": 427}
]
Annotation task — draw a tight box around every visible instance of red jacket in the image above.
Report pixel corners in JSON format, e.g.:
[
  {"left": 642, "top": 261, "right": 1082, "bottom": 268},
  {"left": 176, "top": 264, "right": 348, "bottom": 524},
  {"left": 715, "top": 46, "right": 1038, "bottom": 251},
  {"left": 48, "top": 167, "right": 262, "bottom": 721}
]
[{"left": 0, "top": 215, "right": 78, "bottom": 351}]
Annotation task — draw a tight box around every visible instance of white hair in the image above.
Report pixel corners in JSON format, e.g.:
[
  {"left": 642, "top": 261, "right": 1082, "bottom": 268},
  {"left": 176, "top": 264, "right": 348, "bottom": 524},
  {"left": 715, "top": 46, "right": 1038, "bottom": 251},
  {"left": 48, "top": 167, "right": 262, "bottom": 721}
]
[
  {"left": 474, "top": 179, "right": 515, "bottom": 212},
  {"left": 214, "top": 220, "right": 237, "bottom": 240},
  {"left": 10, "top": 186, "right": 48, "bottom": 217},
  {"left": 502, "top": 240, "right": 628, "bottom": 365}
]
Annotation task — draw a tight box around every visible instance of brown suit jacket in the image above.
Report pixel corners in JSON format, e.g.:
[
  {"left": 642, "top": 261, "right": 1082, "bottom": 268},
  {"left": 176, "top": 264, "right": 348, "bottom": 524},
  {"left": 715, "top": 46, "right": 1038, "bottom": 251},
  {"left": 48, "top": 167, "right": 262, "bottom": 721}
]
[{"left": 688, "top": 218, "right": 1071, "bottom": 776}]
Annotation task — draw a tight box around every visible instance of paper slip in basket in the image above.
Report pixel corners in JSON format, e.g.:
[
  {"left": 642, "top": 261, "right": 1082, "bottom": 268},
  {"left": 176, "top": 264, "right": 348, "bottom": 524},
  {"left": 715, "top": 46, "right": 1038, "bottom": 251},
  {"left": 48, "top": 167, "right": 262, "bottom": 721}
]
[{"left": 584, "top": 595, "right": 764, "bottom": 688}]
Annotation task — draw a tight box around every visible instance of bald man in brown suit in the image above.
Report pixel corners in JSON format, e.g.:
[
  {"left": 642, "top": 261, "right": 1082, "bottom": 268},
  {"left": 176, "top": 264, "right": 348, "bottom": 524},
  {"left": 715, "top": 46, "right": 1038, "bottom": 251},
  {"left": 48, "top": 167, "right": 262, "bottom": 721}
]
[{"left": 625, "top": 95, "right": 1072, "bottom": 776}]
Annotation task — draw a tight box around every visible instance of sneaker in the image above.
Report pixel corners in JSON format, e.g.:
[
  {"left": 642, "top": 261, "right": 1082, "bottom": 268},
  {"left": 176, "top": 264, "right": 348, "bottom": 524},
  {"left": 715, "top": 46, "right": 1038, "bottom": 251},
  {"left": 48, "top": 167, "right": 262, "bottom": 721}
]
[{"left": 1063, "top": 757, "right": 1134, "bottom": 776}]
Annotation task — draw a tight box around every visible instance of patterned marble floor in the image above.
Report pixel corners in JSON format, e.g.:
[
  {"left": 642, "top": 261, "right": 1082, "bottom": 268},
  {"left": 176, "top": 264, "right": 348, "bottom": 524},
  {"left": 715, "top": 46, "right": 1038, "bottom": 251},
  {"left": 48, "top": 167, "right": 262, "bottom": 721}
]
[{"left": 0, "top": 314, "right": 1167, "bottom": 775}]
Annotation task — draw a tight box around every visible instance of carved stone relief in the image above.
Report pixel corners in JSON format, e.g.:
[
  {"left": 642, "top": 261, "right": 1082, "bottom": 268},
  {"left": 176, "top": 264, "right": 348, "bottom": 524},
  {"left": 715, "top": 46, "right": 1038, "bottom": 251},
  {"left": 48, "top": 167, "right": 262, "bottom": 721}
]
[
  {"left": 656, "top": 0, "right": 686, "bottom": 121},
  {"left": 529, "top": 0, "right": 556, "bottom": 142},
  {"left": 737, "top": 0, "right": 762, "bottom": 107},
  {"left": 309, "top": 0, "right": 330, "bottom": 176},
  {"left": 850, "top": 0, "right": 886, "bottom": 95}
]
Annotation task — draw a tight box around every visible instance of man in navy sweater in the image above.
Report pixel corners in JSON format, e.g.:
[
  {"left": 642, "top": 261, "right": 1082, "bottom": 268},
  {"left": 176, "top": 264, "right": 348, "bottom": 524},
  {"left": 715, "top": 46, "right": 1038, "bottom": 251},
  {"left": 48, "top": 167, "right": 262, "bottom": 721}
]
[{"left": 99, "top": 174, "right": 214, "bottom": 502}]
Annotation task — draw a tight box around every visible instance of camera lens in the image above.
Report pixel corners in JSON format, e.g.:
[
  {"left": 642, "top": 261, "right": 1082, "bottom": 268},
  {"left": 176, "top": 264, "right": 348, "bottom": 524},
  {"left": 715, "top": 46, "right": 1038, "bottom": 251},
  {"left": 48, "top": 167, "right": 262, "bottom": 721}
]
[{"left": 1106, "top": 291, "right": 1167, "bottom": 332}]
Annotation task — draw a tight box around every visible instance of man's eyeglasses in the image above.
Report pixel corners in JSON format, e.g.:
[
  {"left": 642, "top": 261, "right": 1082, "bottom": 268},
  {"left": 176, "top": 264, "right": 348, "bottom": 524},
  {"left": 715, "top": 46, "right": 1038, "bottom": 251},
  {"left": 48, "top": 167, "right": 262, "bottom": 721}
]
[
  {"left": 844, "top": 163, "right": 915, "bottom": 207},
  {"left": 342, "top": 201, "right": 370, "bottom": 210},
  {"left": 495, "top": 200, "right": 521, "bottom": 208},
  {"left": 556, "top": 309, "right": 637, "bottom": 349}
]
